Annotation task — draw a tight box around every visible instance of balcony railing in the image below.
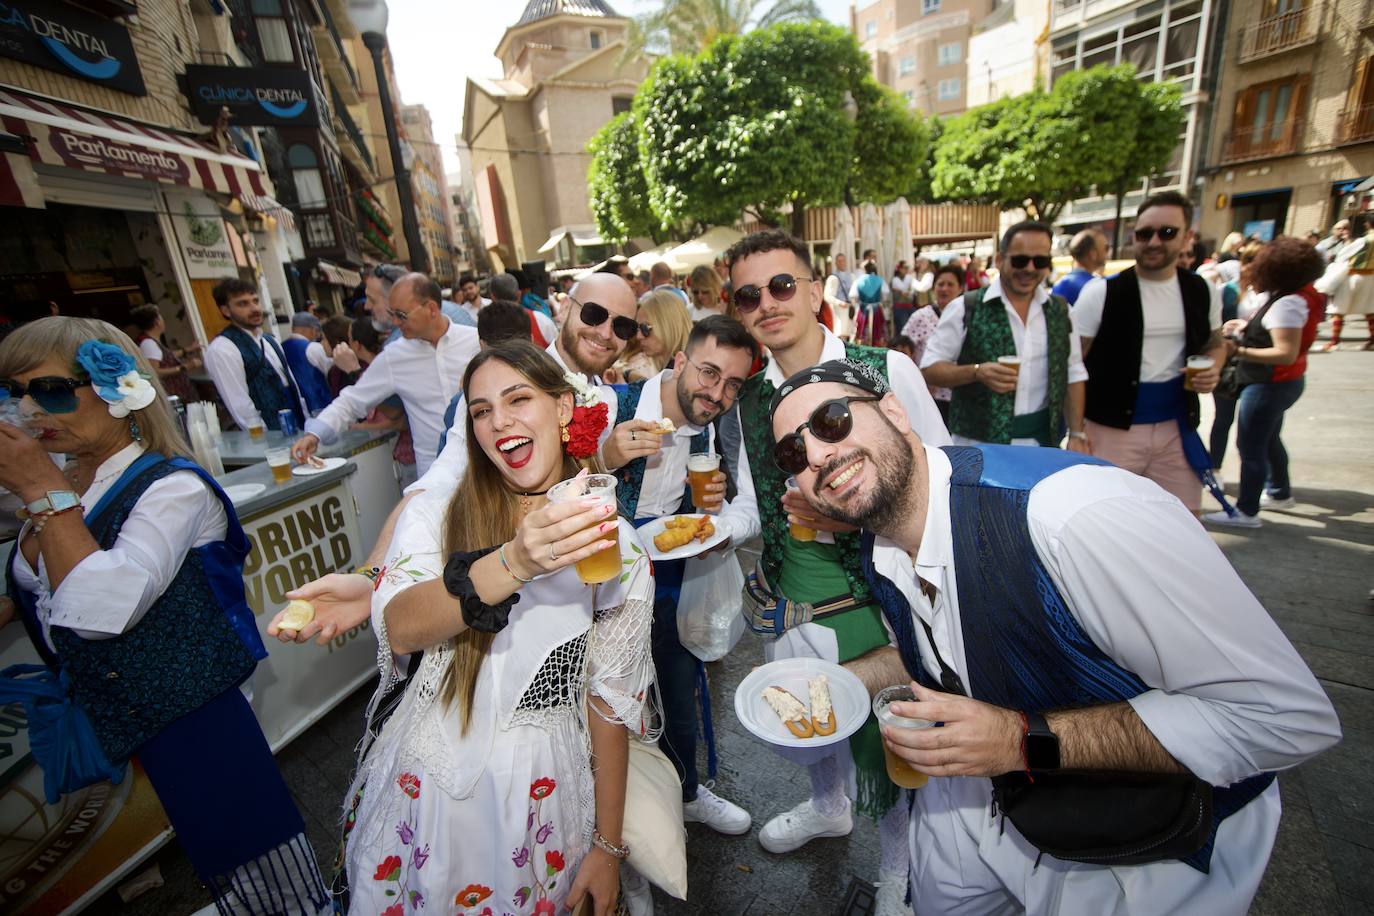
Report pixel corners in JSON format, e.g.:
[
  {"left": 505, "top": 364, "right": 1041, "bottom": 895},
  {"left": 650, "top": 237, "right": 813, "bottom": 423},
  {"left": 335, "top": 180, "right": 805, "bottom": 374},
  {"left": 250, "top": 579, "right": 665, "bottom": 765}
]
[
  {"left": 331, "top": 84, "right": 374, "bottom": 174},
  {"left": 1237, "top": 4, "right": 1322, "bottom": 63},
  {"left": 302, "top": 212, "right": 336, "bottom": 249},
  {"left": 1219, "top": 118, "right": 1302, "bottom": 164},
  {"left": 316, "top": 2, "right": 361, "bottom": 103},
  {"left": 1337, "top": 103, "right": 1374, "bottom": 146}
]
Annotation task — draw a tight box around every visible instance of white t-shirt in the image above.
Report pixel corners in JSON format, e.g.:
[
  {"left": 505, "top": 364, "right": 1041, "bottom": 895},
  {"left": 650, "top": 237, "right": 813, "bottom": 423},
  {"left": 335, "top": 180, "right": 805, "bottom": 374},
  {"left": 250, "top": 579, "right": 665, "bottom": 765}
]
[
  {"left": 1074, "top": 275, "right": 1222, "bottom": 382},
  {"left": 1241, "top": 292, "right": 1309, "bottom": 330},
  {"left": 138, "top": 337, "right": 164, "bottom": 362}
]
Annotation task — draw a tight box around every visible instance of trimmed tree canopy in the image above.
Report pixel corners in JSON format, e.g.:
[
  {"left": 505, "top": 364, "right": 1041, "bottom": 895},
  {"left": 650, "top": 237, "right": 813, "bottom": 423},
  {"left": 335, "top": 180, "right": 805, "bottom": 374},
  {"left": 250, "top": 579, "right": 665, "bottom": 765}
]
[{"left": 587, "top": 113, "right": 660, "bottom": 244}]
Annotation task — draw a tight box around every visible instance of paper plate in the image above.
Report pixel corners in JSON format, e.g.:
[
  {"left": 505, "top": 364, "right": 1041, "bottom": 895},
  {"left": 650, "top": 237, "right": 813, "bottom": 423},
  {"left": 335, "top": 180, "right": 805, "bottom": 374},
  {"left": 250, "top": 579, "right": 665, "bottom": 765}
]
[
  {"left": 292, "top": 456, "right": 346, "bottom": 476},
  {"left": 734, "top": 658, "right": 869, "bottom": 765},
  {"left": 641, "top": 513, "right": 729, "bottom": 561},
  {"left": 223, "top": 483, "right": 266, "bottom": 502}
]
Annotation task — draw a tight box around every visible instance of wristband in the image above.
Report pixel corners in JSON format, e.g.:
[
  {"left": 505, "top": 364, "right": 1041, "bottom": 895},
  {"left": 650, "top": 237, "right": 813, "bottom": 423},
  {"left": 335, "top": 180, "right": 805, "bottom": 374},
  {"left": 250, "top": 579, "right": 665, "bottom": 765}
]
[
  {"left": 354, "top": 565, "right": 382, "bottom": 582},
  {"left": 1067, "top": 430, "right": 1088, "bottom": 441}
]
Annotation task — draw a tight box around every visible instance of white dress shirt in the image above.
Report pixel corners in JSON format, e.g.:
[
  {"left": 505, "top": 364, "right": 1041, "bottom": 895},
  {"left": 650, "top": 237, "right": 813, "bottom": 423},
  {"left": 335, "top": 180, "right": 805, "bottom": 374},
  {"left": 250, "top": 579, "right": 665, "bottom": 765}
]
[
  {"left": 305, "top": 318, "right": 479, "bottom": 476},
  {"left": 10, "top": 443, "right": 227, "bottom": 641},
  {"left": 913, "top": 271, "right": 934, "bottom": 294},
  {"left": 291, "top": 334, "right": 333, "bottom": 377},
  {"left": 919, "top": 277, "right": 1088, "bottom": 444},
  {"left": 407, "top": 339, "right": 595, "bottom": 497},
  {"left": 872, "top": 446, "right": 1340, "bottom": 915},
  {"left": 890, "top": 273, "right": 914, "bottom": 298},
  {"left": 597, "top": 369, "right": 759, "bottom": 547},
  {"left": 204, "top": 327, "right": 305, "bottom": 431},
  {"left": 138, "top": 338, "right": 164, "bottom": 362},
  {"left": 1074, "top": 275, "right": 1223, "bottom": 382},
  {"left": 459, "top": 296, "right": 491, "bottom": 322}
]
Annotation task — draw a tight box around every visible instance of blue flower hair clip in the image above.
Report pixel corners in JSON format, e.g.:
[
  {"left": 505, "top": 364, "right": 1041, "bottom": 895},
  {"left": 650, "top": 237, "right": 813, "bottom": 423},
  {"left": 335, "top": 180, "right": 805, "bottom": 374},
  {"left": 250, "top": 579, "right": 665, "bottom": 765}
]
[{"left": 75, "top": 340, "right": 156, "bottom": 418}]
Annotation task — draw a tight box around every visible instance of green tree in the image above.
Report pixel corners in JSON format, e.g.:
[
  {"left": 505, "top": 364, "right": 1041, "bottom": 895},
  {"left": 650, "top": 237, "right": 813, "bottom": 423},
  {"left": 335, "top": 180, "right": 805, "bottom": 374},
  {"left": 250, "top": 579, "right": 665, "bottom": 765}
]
[
  {"left": 626, "top": 0, "right": 823, "bottom": 59},
  {"left": 635, "top": 22, "right": 928, "bottom": 234},
  {"left": 587, "top": 113, "right": 663, "bottom": 244}
]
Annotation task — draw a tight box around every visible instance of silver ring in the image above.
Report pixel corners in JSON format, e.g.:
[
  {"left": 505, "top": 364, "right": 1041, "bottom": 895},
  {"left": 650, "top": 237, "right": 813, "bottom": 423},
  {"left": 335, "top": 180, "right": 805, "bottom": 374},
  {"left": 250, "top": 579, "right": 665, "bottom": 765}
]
[{"left": 550, "top": 544, "right": 558, "bottom": 562}]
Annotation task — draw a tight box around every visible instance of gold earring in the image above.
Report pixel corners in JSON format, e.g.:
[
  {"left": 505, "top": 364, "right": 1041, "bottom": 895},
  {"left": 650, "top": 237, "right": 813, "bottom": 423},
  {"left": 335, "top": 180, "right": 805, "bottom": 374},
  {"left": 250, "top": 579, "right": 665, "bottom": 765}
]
[{"left": 561, "top": 424, "right": 570, "bottom": 443}]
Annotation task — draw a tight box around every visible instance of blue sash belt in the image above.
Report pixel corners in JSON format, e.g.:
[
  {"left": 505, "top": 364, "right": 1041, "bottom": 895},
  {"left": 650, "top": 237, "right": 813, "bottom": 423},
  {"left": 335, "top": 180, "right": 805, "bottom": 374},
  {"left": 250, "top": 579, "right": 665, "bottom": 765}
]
[{"left": 1135, "top": 379, "right": 1235, "bottom": 516}]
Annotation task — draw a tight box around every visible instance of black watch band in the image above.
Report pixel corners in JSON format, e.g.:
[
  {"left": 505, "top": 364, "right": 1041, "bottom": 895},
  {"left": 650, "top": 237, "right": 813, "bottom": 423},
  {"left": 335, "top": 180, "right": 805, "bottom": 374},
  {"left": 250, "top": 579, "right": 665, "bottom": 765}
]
[{"left": 1023, "top": 710, "right": 1061, "bottom": 771}]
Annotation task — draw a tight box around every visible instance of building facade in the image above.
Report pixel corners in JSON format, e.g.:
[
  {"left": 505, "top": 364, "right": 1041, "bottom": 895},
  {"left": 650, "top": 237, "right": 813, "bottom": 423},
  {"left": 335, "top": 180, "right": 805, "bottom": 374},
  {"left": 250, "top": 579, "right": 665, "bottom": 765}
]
[
  {"left": 1046, "top": 0, "right": 1219, "bottom": 240},
  {"left": 462, "top": 0, "right": 650, "bottom": 269},
  {"left": 966, "top": 0, "right": 1052, "bottom": 106},
  {"left": 400, "top": 104, "right": 456, "bottom": 283},
  {"left": 1199, "top": 0, "right": 1374, "bottom": 243},
  {"left": 852, "top": 0, "right": 998, "bottom": 115}
]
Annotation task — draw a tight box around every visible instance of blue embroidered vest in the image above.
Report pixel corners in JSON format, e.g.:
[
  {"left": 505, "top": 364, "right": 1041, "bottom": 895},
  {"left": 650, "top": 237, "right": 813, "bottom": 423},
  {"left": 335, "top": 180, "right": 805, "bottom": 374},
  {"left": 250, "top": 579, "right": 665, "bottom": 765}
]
[
  {"left": 15, "top": 453, "right": 266, "bottom": 762},
  {"left": 856, "top": 273, "right": 883, "bottom": 305},
  {"left": 611, "top": 381, "right": 710, "bottom": 519},
  {"left": 281, "top": 336, "right": 333, "bottom": 413},
  {"left": 859, "top": 445, "right": 1274, "bottom": 872},
  {"left": 219, "top": 326, "right": 304, "bottom": 430}
]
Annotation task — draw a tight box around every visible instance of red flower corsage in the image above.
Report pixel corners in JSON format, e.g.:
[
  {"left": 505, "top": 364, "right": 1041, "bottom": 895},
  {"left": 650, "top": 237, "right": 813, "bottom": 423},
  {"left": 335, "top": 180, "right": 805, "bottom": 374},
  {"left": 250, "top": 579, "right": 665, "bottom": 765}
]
[{"left": 565, "top": 402, "right": 608, "bottom": 459}]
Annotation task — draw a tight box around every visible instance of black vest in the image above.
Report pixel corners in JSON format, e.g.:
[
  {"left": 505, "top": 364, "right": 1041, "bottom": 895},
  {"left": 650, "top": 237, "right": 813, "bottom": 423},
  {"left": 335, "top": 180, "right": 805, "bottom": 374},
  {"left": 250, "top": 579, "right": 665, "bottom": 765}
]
[{"left": 1084, "top": 267, "right": 1212, "bottom": 430}]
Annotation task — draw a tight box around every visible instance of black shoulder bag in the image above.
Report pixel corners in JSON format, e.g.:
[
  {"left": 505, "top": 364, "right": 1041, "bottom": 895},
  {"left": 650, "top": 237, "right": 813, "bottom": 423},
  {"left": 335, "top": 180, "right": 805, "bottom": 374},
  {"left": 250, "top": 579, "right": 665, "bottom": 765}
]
[{"left": 1218, "top": 294, "right": 1281, "bottom": 399}]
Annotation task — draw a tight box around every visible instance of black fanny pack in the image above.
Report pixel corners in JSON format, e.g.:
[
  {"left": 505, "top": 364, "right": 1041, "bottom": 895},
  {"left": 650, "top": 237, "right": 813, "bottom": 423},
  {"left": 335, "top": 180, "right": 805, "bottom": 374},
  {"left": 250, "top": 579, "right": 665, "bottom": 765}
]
[{"left": 990, "top": 769, "right": 1212, "bottom": 866}]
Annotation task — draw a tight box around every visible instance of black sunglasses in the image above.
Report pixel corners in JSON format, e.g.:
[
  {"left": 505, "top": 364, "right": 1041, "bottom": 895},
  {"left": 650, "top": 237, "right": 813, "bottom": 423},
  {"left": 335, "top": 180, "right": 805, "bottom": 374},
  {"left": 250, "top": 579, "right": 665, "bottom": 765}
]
[
  {"left": 774, "top": 396, "right": 881, "bottom": 474},
  {"left": 638, "top": 322, "right": 654, "bottom": 338},
  {"left": 572, "top": 296, "right": 639, "bottom": 341},
  {"left": 1134, "top": 226, "right": 1181, "bottom": 243},
  {"left": 1, "top": 376, "right": 92, "bottom": 415},
  {"left": 1008, "top": 255, "right": 1053, "bottom": 270},
  {"left": 733, "top": 273, "right": 812, "bottom": 313}
]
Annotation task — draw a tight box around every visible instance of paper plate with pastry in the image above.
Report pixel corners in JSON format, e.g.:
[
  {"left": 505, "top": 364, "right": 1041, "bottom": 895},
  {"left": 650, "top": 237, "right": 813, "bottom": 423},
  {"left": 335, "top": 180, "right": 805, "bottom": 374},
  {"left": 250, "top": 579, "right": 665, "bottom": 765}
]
[
  {"left": 734, "top": 658, "right": 868, "bottom": 763},
  {"left": 641, "top": 512, "right": 728, "bottom": 561},
  {"left": 291, "top": 456, "right": 346, "bottom": 476}
]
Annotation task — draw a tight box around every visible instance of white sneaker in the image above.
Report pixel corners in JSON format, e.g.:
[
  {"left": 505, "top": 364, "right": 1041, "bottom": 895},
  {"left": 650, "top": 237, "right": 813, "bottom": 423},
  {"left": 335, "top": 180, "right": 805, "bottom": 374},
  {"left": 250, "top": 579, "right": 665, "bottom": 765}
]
[
  {"left": 758, "top": 798, "right": 853, "bottom": 853},
  {"left": 621, "top": 864, "right": 653, "bottom": 916},
  {"left": 1260, "top": 493, "right": 1297, "bottom": 510},
  {"left": 682, "top": 785, "right": 752, "bottom": 835},
  {"left": 1202, "top": 509, "right": 1261, "bottom": 528},
  {"left": 875, "top": 868, "right": 914, "bottom": 916}
]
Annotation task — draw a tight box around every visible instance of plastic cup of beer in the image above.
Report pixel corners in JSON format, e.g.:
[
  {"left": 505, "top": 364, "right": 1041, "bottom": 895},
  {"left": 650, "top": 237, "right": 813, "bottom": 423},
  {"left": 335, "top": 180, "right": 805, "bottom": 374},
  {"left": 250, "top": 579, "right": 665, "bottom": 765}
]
[
  {"left": 265, "top": 447, "right": 292, "bottom": 484},
  {"left": 687, "top": 453, "right": 720, "bottom": 509},
  {"left": 1184, "top": 355, "right": 1215, "bottom": 392},
  {"left": 247, "top": 418, "right": 266, "bottom": 440},
  {"left": 997, "top": 355, "right": 1022, "bottom": 377},
  {"left": 873, "top": 685, "right": 931, "bottom": 789},
  {"left": 547, "top": 473, "right": 620, "bottom": 584},
  {"left": 786, "top": 477, "right": 817, "bottom": 542}
]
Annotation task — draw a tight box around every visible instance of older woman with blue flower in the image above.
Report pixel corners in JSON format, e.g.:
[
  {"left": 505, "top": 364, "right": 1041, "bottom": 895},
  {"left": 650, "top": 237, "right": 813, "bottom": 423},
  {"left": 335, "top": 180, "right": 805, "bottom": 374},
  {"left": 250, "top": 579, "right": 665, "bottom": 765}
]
[{"left": 0, "top": 317, "right": 330, "bottom": 914}]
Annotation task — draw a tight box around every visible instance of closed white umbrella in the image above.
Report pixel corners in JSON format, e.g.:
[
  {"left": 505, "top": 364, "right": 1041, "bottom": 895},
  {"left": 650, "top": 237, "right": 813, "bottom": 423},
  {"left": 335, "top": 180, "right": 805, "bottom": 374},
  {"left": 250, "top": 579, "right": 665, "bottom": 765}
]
[
  {"left": 833, "top": 205, "right": 857, "bottom": 272},
  {"left": 892, "top": 197, "right": 914, "bottom": 274},
  {"left": 665, "top": 226, "right": 744, "bottom": 272},
  {"left": 881, "top": 202, "right": 899, "bottom": 279},
  {"left": 858, "top": 202, "right": 882, "bottom": 268}
]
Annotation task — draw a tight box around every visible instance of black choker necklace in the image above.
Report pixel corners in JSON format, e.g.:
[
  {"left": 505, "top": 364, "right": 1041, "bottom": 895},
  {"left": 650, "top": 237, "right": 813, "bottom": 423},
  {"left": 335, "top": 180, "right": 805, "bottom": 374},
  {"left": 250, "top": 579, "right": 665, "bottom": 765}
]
[{"left": 516, "top": 487, "right": 550, "bottom": 498}]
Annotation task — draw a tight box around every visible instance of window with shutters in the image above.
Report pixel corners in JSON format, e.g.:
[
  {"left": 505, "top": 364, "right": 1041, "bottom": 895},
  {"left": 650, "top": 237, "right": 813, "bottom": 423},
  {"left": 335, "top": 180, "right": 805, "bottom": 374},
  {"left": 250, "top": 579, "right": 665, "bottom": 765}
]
[
  {"left": 1221, "top": 75, "right": 1310, "bottom": 163},
  {"left": 1338, "top": 57, "right": 1374, "bottom": 145}
]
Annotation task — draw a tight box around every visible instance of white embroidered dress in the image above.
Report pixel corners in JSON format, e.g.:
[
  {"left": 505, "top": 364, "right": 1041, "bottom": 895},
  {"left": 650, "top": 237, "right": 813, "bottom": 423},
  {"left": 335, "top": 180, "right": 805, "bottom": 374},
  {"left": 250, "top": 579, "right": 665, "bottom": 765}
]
[{"left": 343, "top": 488, "right": 656, "bottom": 916}]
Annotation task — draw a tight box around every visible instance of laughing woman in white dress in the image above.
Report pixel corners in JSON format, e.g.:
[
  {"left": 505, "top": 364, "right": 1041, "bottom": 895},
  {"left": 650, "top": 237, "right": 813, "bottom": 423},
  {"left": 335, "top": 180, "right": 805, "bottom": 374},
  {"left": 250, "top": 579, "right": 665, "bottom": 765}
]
[{"left": 342, "top": 341, "right": 656, "bottom": 916}]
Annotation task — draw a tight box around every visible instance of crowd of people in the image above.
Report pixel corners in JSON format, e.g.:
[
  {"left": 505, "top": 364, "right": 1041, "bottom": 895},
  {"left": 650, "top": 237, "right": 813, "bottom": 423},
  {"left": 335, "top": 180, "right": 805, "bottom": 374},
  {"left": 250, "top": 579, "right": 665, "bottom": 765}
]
[{"left": 0, "top": 191, "right": 1358, "bottom": 916}]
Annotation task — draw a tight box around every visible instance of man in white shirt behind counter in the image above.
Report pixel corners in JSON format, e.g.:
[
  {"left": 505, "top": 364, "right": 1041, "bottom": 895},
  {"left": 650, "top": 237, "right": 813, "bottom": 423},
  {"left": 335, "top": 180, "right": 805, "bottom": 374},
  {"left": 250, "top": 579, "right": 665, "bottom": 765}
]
[{"left": 290, "top": 273, "right": 478, "bottom": 475}]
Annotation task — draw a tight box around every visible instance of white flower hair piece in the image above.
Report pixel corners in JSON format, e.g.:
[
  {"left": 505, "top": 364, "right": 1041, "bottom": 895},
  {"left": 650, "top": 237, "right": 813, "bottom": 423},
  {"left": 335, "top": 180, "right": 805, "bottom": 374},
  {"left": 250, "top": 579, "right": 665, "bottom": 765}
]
[
  {"left": 564, "top": 371, "right": 602, "bottom": 408},
  {"left": 103, "top": 371, "right": 157, "bottom": 418}
]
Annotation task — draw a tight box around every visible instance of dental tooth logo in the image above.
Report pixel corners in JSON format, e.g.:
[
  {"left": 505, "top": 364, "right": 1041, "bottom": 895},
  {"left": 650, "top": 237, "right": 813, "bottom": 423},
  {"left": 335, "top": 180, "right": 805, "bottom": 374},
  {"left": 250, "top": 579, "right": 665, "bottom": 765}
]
[{"left": 258, "top": 96, "right": 307, "bottom": 119}]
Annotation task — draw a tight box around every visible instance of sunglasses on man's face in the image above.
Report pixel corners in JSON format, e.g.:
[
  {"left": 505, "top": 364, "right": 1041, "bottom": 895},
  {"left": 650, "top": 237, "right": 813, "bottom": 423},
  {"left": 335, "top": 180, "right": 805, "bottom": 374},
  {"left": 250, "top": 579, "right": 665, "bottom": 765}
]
[
  {"left": 732, "top": 273, "right": 812, "bottom": 314},
  {"left": 572, "top": 297, "right": 639, "bottom": 341},
  {"left": 773, "top": 396, "right": 882, "bottom": 474},
  {"left": 1, "top": 376, "right": 92, "bottom": 415},
  {"left": 1007, "top": 255, "right": 1053, "bottom": 270},
  {"left": 1134, "top": 226, "right": 1181, "bottom": 243}
]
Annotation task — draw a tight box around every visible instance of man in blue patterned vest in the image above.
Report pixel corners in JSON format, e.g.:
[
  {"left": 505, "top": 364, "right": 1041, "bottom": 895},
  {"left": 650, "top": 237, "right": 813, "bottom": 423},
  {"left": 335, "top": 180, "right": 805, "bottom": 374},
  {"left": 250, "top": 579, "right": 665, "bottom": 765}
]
[
  {"left": 769, "top": 359, "right": 1340, "bottom": 916},
  {"left": 598, "top": 316, "right": 760, "bottom": 862},
  {"left": 203, "top": 277, "right": 307, "bottom": 432}
]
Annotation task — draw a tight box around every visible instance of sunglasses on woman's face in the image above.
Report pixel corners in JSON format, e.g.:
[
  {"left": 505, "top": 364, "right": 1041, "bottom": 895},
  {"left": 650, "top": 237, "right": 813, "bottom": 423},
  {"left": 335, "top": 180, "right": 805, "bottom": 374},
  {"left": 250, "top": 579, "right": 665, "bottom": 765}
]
[
  {"left": 1007, "top": 255, "right": 1053, "bottom": 270},
  {"left": 0, "top": 376, "right": 91, "bottom": 414},
  {"left": 773, "top": 396, "right": 882, "bottom": 474},
  {"left": 1134, "top": 226, "right": 1181, "bottom": 243},
  {"left": 571, "top": 296, "right": 639, "bottom": 341},
  {"left": 732, "top": 273, "right": 812, "bottom": 313}
]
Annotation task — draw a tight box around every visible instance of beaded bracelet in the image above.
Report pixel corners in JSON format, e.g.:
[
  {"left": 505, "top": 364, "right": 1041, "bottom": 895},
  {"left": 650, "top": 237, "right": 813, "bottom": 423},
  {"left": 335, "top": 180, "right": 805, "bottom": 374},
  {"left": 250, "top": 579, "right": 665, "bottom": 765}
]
[
  {"left": 498, "top": 543, "right": 533, "bottom": 584},
  {"left": 30, "top": 503, "right": 82, "bottom": 534},
  {"left": 591, "top": 829, "right": 630, "bottom": 861}
]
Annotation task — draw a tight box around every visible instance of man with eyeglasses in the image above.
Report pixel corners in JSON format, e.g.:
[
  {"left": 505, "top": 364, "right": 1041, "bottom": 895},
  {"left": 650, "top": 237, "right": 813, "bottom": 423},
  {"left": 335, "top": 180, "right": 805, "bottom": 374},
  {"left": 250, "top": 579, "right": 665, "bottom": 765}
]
[
  {"left": 723, "top": 229, "right": 947, "bottom": 906},
  {"left": 593, "top": 316, "right": 761, "bottom": 908},
  {"left": 291, "top": 273, "right": 479, "bottom": 476},
  {"left": 766, "top": 359, "right": 1338, "bottom": 916},
  {"left": 367, "top": 264, "right": 474, "bottom": 346},
  {"left": 920, "top": 221, "right": 1089, "bottom": 450},
  {"left": 1074, "top": 191, "right": 1227, "bottom": 514}
]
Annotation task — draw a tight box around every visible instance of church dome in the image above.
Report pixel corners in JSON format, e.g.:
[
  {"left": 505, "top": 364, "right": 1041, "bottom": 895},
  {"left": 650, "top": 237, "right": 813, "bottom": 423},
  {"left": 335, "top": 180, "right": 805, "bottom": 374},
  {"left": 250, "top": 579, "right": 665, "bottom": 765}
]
[{"left": 516, "top": 0, "right": 620, "bottom": 26}]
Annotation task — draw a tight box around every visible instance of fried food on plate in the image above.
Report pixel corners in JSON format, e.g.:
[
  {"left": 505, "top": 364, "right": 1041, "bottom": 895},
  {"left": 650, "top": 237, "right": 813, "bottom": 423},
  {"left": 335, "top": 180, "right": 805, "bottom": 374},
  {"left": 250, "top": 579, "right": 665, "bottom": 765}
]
[
  {"left": 762, "top": 686, "right": 814, "bottom": 738},
  {"left": 809, "top": 675, "right": 837, "bottom": 736},
  {"left": 652, "top": 514, "right": 715, "bottom": 551}
]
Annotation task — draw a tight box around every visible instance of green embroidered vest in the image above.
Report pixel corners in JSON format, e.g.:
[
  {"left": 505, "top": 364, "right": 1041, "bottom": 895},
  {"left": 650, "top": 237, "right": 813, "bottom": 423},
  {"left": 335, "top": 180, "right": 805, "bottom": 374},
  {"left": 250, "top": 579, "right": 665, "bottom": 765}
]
[
  {"left": 737, "top": 342, "right": 889, "bottom": 604},
  {"left": 948, "top": 288, "right": 1072, "bottom": 444}
]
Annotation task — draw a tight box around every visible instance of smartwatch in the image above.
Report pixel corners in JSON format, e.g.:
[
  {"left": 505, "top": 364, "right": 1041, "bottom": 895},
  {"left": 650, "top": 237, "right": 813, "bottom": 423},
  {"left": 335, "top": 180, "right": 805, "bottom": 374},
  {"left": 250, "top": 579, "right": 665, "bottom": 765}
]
[
  {"left": 1023, "top": 711, "right": 1061, "bottom": 771},
  {"left": 21, "top": 490, "right": 81, "bottom": 518}
]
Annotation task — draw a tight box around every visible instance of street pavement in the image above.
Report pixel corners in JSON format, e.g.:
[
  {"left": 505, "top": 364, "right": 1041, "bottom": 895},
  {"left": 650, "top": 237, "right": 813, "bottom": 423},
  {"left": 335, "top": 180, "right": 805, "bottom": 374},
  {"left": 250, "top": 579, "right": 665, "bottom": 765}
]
[{"left": 98, "top": 323, "right": 1373, "bottom": 916}]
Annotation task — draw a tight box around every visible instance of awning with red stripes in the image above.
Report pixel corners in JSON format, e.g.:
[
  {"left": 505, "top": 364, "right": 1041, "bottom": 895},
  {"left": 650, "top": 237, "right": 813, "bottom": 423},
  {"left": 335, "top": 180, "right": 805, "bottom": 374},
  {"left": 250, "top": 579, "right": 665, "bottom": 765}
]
[
  {"left": 0, "top": 88, "right": 267, "bottom": 201},
  {"left": 0, "top": 136, "right": 42, "bottom": 208}
]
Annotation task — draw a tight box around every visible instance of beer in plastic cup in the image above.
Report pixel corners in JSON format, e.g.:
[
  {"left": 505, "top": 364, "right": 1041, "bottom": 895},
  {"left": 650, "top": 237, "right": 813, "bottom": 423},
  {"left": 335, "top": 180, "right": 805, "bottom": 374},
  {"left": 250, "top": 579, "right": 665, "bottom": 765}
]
[
  {"left": 1184, "top": 355, "right": 1215, "bottom": 392},
  {"left": 786, "top": 477, "right": 817, "bottom": 541},
  {"left": 687, "top": 453, "right": 720, "bottom": 509},
  {"left": 266, "top": 447, "right": 292, "bottom": 484},
  {"left": 997, "top": 355, "right": 1022, "bottom": 376},
  {"left": 547, "top": 473, "right": 620, "bottom": 584},
  {"left": 873, "top": 685, "right": 932, "bottom": 789},
  {"left": 247, "top": 418, "right": 266, "bottom": 440}
]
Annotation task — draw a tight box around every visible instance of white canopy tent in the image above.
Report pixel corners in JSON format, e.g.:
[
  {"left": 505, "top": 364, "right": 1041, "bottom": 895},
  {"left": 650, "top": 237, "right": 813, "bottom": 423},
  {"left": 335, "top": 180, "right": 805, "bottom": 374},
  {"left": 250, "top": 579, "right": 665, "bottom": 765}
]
[
  {"left": 664, "top": 226, "right": 744, "bottom": 272},
  {"left": 628, "top": 243, "right": 676, "bottom": 273}
]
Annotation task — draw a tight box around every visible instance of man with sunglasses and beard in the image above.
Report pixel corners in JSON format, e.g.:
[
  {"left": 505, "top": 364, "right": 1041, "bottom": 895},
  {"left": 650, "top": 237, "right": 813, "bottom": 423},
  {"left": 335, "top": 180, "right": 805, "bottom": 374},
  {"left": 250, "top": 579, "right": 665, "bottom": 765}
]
[
  {"left": 723, "top": 230, "right": 947, "bottom": 913},
  {"left": 1074, "top": 192, "right": 1228, "bottom": 514},
  {"left": 767, "top": 360, "right": 1338, "bottom": 916},
  {"left": 921, "top": 221, "right": 1089, "bottom": 450}
]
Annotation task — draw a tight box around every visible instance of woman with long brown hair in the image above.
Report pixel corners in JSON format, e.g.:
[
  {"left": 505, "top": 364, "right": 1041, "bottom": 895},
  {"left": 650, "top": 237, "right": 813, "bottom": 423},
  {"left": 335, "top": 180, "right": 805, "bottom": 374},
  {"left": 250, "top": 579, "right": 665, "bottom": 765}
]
[{"left": 342, "top": 341, "right": 656, "bottom": 916}]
